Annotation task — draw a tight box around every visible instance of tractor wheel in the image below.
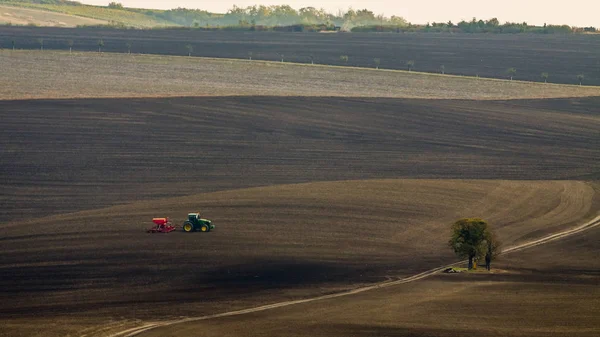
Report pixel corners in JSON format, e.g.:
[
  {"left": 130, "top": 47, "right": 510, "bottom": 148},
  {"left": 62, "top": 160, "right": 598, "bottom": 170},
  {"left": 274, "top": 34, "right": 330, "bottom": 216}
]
[
  {"left": 200, "top": 224, "right": 209, "bottom": 232},
  {"left": 182, "top": 222, "right": 195, "bottom": 233}
]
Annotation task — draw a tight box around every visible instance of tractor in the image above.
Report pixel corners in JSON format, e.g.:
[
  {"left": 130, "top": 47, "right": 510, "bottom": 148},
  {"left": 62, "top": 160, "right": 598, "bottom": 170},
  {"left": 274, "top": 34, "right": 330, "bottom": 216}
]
[{"left": 182, "top": 212, "right": 214, "bottom": 233}]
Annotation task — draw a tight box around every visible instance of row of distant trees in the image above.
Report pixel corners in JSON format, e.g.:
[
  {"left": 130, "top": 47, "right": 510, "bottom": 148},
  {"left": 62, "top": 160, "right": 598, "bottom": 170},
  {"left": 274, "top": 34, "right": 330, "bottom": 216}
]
[
  {"left": 353, "top": 18, "right": 596, "bottom": 34},
  {"left": 7, "top": 38, "right": 589, "bottom": 85},
  {"left": 128, "top": 5, "right": 408, "bottom": 29}
]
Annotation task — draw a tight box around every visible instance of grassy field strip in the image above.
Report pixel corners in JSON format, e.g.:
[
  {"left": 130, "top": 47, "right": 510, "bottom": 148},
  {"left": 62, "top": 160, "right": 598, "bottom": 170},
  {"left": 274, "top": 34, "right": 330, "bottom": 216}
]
[
  {"left": 109, "top": 214, "right": 600, "bottom": 337},
  {"left": 2, "top": 50, "right": 600, "bottom": 100},
  {"left": 194, "top": 55, "right": 600, "bottom": 89}
]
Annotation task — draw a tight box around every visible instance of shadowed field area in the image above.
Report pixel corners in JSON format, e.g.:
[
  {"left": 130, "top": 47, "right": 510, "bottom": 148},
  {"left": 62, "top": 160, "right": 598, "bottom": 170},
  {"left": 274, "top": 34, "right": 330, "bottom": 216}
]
[
  {"left": 137, "top": 221, "right": 600, "bottom": 337},
  {"left": 1, "top": 96, "right": 599, "bottom": 222},
  {"left": 0, "top": 179, "right": 597, "bottom": 337}
]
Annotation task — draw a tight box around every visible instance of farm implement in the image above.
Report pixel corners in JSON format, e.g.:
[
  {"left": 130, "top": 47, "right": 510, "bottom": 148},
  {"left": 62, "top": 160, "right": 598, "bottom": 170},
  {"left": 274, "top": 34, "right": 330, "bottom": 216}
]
[{"left": 147, "top": 217, "right": 176, "bottom": 233}]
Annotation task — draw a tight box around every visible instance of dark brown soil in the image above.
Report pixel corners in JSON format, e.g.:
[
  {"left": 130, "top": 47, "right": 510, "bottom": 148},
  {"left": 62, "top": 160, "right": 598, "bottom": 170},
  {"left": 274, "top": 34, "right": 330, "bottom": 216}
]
[
  {"left": 0, "top": 179, "right": 596, "bottom": 337},
  {"left": 138, "top": 222, "right": 600, "bottom": 337},
  {"left": 1, "top": 27, "right": 599, "bottom": 85},
  {"left": 1, "top": 96, "right": 599, "bottom": 223}
]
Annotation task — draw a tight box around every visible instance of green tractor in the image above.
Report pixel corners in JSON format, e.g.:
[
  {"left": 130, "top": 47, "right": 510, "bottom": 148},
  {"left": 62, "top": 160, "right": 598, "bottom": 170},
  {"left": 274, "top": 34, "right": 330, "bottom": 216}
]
[{"left": 182, "top": 212, "right": 214, "bottom": 233}]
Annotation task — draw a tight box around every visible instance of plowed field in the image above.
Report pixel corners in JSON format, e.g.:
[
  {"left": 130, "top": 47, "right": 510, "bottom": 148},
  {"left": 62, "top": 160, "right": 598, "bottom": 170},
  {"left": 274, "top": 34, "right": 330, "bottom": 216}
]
[{"left": 1, "top": 96, "right": 599, "bottom": 222}]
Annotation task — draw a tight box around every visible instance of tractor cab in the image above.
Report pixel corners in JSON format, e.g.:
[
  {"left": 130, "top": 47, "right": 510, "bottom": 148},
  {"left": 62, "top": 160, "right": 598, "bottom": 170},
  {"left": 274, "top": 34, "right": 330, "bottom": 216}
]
[{"left": 182, "top": 212, "right": 214, "bottom": 233}]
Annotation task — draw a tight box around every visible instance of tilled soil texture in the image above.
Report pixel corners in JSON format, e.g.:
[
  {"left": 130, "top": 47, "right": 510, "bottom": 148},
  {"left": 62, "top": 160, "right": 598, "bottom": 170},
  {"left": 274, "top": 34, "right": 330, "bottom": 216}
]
[
  {"left": 138, "top": 219, "right": 600, "bottom": 337},
  {"left": 1, "top": 96, "right": 600, "bottom": 222},
  {"left": 0, "top": 179, "right": 596, "bottom": 337},
  {"left": 1, "top": 27, "right": 600, "bottom": 85},
  {"left": 2, "top": 51, "right": 600, "bottom": 100}
]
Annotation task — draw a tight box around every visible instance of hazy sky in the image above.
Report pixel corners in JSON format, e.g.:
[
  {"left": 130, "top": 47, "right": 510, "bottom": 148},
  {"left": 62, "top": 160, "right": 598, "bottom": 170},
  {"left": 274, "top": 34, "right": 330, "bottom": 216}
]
[{"left": 80, "top": 1, "right": 599, "bottom": 27}]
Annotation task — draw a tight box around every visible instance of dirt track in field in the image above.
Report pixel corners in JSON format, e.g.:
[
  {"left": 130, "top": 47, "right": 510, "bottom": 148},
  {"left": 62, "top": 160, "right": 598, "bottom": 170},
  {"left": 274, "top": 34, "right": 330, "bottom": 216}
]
[
  {"left": 0, "top": 180, "right": 598, "bottom": 337},
  {"left": 114, "top": 214, "right": 600, "bottom": 337},
  {"left": 1, "top": 96, "right": 599, "bottom": 223},
  {"left": 134, "top": 218, "right": 600, "bottom": 337}
]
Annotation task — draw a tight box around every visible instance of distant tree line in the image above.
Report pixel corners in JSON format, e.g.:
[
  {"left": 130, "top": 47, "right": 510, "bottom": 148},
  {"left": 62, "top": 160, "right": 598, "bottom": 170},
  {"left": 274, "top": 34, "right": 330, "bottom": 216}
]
[
  {"left": 353, "top": 18, "right": 595, "bottom": 34},
  {"left": 130, "top": 5, "right": 408, "bottom": 29}
]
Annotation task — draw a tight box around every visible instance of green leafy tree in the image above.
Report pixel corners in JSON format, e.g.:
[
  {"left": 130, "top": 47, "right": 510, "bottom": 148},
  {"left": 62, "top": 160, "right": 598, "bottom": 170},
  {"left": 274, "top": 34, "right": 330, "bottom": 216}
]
[
  {"left": 541, "top": 72, "right": 549, "bottom": 83},
  {"left": 186, "top": 44, "right": 193, "bottom": 57},
  {"left": 97, "top": 39, "right": 104, "bottom": 53},
  {"left": 507, "top": 67, "right": 517, "bottom": 80},
  {"left": 374, "top": 58, "right": 381, "bottom": 69},
  {"left": 340, "top": 55, "right": 349, "bottom": 64},
  {"left": 449, "top": 218, "right": 500, "bottom": 270},
  {"left": 406, "top": 60, "right": 415, "bottom": 71},
  {"left": 577, "top": 74, "right": 584, "bottom": 86}
]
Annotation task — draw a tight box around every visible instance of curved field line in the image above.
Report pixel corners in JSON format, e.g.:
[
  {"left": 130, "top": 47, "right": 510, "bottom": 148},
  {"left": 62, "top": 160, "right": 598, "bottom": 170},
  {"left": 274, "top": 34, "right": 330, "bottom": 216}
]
[{"left": 108, "top": 215, "right": 600, "bottom": 337}]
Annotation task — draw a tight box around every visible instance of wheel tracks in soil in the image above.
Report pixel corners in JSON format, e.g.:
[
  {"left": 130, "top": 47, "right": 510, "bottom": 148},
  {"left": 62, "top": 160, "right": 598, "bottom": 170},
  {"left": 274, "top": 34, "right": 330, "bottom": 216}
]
[{"left": 106, "top": 214, "right": 600, "bottom": 337}]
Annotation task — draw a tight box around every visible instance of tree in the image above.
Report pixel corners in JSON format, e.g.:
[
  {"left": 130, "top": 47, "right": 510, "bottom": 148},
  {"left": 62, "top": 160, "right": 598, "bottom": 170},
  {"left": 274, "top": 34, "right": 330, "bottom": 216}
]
[
  {"left": 67, "top": 39, "right": 74, "bottom": 53},
  {"left": 97, "top": 39, "right": 104, "bottom": 53},
  {"left": 440, "top": 65, "right": 445, "bottom": 74},
  {"left": 340, "top": 55, "right": 348, "bottom": 64},
  {"left": 126, "top": 42, "right": 132, "bottom": 54},
  {"left": 541, "top": 72, "right": 549, "bottom": 83},
  {"left": 373, "top": 58, "right": 381, "bottom": 69},
  {"left": 108, "top": 2, "right": 123, "bottom": 9},
  {"left": 449, "top": 218, "right": 500, "bottom": 270},
  {"left": 577, "top": 74, "right": 585, "bottom": 86},
  {"left": 507, "top": 67, "right": 517, "bottom": 80},
  {"left": 37, "top": 38, "right": 44, "bottom": 51},
  {"left": 186, "top": 44, "right": 193, "bottom": 57},
  {"left": 406, "top": 60, "right": 415, "bottom": 71}
]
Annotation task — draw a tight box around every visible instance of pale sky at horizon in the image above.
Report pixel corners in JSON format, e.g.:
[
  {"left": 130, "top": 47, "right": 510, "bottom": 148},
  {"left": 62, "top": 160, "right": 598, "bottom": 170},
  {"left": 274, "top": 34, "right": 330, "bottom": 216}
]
[{"left": 79, "top": 1, "right": 599, "bottom": 27}]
